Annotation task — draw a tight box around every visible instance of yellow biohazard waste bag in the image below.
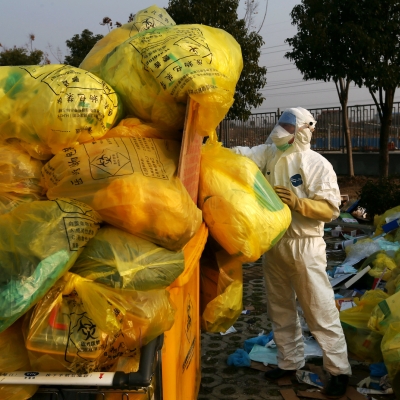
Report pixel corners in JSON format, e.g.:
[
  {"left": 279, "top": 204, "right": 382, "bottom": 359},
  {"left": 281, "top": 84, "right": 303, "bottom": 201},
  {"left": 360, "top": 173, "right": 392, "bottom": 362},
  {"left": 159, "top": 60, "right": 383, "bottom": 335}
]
[
  {"left": 101, "top": 117, "right": 182, "bottom": 141},
  {"left": 0, "top": 142, "right": 44, "bottom": 194},
  {"left": 340, "top": 290, "right": 389, "bottom": 362},
  {"left": 369, "top": 289, "right": 400, "bottom": 335},
  {"left": 381, "top": 321, "right": 400, "bottom": 382},
  {"left": 368, "top": 252, "right": 397, "bottom": 281},
  {"left": 200, "top": 238, "right": 243, "bottom": 333},
  {"left": 0, "top": 192, "right": 42, "bottom": 215},
  {"left": 373, "top": 206, "right": 400, "bottom": 237},
  {"left": 0, "top": 142, "right": 45, "bottom": 214},
  {"left": 0, "top": 319, "right": 38, "bottom": 400},
  {"left": 71, "top": 225, "right": 185, "bottom": 290},
  {"left": 199, "top": 139, "right": 291, "bottom": 262},
  {"left": 80, "top": 5, "right": 176, "bottom": 75},
  {"left": 385, "top": 264, "right": 400, "bottom": 295},
  {"left": 96, "top": 24, "right": 242, "bottom": 135},
  {"left": 0, "top": 198, "right": 102, "bottom": 333},
  {"left": 42, "top": 137, "right": 202, "bottom": 251},
  {"left": 0, "top": 64, "right": 122, "bottom": 159},
  {"left": 25, "top": 272, "right": 175, "bottom": 373}
]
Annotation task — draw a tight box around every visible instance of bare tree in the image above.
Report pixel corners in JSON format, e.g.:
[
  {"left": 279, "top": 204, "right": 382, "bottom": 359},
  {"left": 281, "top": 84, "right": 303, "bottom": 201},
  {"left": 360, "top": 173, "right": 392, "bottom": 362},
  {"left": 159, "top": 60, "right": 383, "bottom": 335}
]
[
  {"left": 47, "top": 43, "right": 64, "bottom": 64},
  {"left": 243, "top": 0, "right": 268, "bottom": 33}
]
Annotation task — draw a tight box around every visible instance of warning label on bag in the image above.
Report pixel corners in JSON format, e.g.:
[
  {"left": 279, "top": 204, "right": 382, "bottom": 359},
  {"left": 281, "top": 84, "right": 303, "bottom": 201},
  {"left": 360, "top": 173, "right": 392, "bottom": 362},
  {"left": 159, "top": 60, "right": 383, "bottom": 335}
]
[{"left": 129, "top": 26, "right": 225, "bottom": 98}]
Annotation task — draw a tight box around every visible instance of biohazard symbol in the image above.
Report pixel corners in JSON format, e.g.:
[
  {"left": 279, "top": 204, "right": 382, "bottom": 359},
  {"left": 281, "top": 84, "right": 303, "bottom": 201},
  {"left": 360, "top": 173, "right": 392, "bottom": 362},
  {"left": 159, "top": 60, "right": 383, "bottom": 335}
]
[
  {"left": 89, "top": 147, "right": 133, "bottom": 179},
  {"left": 96, "top": 154, "right": 112, "bottom": 167},
  {"left": 77, "top": 317, "right": 97, "bottom": 341},
  {"left": 142, "top": 17, "right": 155, "bottom": 30}
]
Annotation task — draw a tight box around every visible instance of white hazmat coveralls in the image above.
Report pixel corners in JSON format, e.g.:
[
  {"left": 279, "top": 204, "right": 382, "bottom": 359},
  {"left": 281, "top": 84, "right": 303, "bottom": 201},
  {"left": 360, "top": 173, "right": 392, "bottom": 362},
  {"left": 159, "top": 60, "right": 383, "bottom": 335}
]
[{"left": 232, "top": 107, "right": 351, "bottom": 376}]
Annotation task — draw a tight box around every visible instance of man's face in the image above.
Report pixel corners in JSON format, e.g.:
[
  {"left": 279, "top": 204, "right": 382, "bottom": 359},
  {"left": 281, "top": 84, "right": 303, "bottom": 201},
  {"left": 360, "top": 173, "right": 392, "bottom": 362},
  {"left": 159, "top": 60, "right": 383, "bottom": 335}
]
[{"left": 279, "top": 123, "right": 296, "bottom": 134}]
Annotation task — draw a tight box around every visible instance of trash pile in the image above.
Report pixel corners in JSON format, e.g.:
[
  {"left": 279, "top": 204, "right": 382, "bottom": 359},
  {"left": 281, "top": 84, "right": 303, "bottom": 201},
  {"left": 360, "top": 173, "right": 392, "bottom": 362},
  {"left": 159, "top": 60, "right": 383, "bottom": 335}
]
[
  {"left": 326, "top": 203, "right": 400, "bottom": 395},
  {"left": 0, "top": 5, "right": 291, "bottom": 399},
  {"left": 224, "top": 201, "right": 400, "bottom": 397}
]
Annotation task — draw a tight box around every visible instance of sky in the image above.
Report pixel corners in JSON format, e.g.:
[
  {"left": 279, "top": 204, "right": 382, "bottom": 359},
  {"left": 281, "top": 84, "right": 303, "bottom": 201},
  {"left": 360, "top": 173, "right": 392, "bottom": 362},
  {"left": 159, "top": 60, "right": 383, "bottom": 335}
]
[{"left": 1, "top": 0, "right": 400, "bottom": 113}]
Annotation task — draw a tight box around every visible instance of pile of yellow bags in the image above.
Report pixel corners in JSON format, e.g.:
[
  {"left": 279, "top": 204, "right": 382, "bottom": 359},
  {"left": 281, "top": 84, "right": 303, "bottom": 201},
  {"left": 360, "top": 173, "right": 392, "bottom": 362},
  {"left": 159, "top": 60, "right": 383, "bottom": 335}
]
[
  {"left": 0, "top": 4, "right": 293, "bottom": 395},
  {"left": 25, "top": 272, "right": 175, "bottom": 373},
  {"left": 82, "top": 6, "right": 242, "bottom": 137},
  {"left": 41, "top": 136, "right": 202, "bottom": 250},
  {"left": 0, "top": 198, "right": 102, "bottom": 332},
  {"left": 0, "top": 64, "right": 122, "bottom": 159},
  {"left": 340, "top": 290, "right": 389, "bottom": 362}
]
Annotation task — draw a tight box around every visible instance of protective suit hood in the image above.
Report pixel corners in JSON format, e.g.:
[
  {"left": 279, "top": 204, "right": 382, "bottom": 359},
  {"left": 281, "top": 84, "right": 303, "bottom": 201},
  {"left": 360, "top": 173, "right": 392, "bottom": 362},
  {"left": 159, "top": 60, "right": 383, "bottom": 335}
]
[{"left": 268, "top": 107, "right": 316, "bottom": 150}]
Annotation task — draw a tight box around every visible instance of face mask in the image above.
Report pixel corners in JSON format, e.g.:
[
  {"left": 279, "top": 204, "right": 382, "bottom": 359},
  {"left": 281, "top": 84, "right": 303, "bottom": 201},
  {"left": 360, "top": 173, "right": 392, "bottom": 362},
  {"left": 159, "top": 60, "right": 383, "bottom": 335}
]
[
  {"left": 270, "top": 125, "right": 295, "bottom": 152},
  {"left": 276, "top": 142, "right": 292, "bottom": 152}
]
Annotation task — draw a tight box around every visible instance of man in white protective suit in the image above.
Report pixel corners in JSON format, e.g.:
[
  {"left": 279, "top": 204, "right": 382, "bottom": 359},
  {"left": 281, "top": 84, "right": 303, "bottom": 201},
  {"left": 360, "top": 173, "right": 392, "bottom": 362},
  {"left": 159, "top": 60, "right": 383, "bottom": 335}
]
[{"left": 232, "top": 107, "right": 351, "bottom": 398}]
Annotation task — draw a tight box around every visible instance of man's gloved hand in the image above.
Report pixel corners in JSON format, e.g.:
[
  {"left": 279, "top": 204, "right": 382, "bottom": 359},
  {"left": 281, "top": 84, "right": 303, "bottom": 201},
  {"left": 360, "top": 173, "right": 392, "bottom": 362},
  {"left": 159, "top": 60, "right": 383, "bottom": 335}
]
[
  {"left": 274, "top": 186, "right": 299, "bottom": 210},
  {"left": 274, "top": 185, "right": 335, "bottom": 222}
]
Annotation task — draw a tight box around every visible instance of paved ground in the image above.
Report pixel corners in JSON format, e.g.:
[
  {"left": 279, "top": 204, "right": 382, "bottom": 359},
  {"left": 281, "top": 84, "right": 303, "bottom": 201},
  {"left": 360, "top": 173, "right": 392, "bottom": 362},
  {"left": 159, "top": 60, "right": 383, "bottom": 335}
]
[{"left": 197, "top": 245, "right": 397, "bottom": 400}]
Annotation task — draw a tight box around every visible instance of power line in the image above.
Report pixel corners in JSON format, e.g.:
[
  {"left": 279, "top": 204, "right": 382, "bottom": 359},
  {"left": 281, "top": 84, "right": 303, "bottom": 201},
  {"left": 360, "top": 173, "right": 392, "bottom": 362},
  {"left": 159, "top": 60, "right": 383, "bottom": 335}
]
[
  {"left": 263, "top": 88, "right": 336, "bottom": 97},
  {"left": 262, "top": 81, "right": 330, "bottom": 90},
  {"left": 261, "top": 48, "right": 290, "bottom": 55},
  {"left": 266, "top": 79, "right": 306, "bottom": 87},
  {"left": 266, "top": 67, "right": 298, "bottom": 73},
  {"left": 260, "top": 44, "right": 288, "bottom": 50},
  {"left": 266, "top": 62, "right": 293, "bottom": 68},
  {"left": 257, "top": 95, "right": 400, "bottom": 112}
]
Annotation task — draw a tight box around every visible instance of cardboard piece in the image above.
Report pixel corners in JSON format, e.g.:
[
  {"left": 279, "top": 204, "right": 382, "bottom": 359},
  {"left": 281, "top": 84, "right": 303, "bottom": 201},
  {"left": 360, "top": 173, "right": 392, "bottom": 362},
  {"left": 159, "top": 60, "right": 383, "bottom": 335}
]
[
  {"left": 280, "top": 389, "right": 301, "bottom": 400},
  {"left": 346, "top": 386, "right": 368, "bottom": 400},
  {"left": 278, "top": 376, "right": 294, "bottom": 386},
  {"left": 296, "top": 391, "right": 347, "bottom": 400},
  {"left": 177, "top": 98, "right": 203, "bottom": 205}
]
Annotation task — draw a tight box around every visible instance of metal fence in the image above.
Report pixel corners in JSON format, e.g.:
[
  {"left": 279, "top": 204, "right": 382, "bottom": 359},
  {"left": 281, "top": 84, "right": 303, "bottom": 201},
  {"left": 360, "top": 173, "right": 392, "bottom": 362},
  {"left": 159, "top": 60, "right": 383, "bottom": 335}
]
[{"left": 218, "top": 102, "right": 400, "bottom": 151}]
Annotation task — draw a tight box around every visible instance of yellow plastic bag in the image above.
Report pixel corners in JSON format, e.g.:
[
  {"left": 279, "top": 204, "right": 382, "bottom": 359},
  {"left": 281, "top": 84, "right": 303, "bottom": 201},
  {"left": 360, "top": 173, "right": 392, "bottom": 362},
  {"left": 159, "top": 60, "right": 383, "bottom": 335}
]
[
  {"left": 373, "top": 206, "right": 400, "bottom": 237},
  {"left": 385, "top": 264, "right": 400, "bottom": 295},
  {"left": 199, "top": 140, "right": 291, "bottom": 262},
  {"left": 368, "top": 252, "right": 397, "bottom": 281},
  {"left": 200, "top": 238, "right": 243, "bottom": 333},
  {"left": 80, "top": 5, "right": 176, "bottom": 75},
  {"left": 0, "top": 64, "right": 122, "bottom": 159},
  {"left": 101, "top": 117, "right": 182, "bottom": 141},
  {"left": 96, "top": 24, "right": 242, "bottom": 135},
  {"left": 369, "top": 289, "right": 400, "bottom": 335},
  {"left": 42, "top": 137, "right": 202, "bottom": 251},
  {"left": 25, "top": 272, "right": 175, "bottom": 373},
  {"left": 340, "top": 290, "right": 389, "bottom": 362},
  {"left": 0, "top": 142, "right": 45, "bottom": 214},
  {"left": 71, "top": 225, "right": 185, "bottom": 290},
  {"left": 0, "top": 192, "right": 42, "bottom": 215},
  {"left": 0, "top": 319, "right": 38, "bottom": 400},
  {"left": 0, "top": 198, "right": 102, "bottom": 333},
  {"left": 381, "top": 321, "right": 400, "bottom": 382},
  {"left": 0, "top": 142, "right": 44, "bottom": 194}
]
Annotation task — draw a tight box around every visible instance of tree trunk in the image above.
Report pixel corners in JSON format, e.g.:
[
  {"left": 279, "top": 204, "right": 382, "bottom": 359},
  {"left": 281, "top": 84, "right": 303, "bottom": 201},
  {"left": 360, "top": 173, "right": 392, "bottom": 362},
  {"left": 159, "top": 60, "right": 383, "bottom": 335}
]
[
  {"left": 336, "top": 78, "right": 354, "bottom": 177},
  {"left": 378, "top": 88, "right": 395, "bottom": 178},
  {"left": 341, "top": 104, "right": 354, "bottom": 177},
  {"left": 379, "top": 113, "right": 391, "bottom": 178}
]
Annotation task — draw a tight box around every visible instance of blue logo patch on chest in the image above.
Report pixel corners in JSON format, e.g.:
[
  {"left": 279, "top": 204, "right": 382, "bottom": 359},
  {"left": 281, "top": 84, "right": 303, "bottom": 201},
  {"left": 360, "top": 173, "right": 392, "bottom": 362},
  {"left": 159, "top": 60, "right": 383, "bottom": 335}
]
[{"left": 290, "top": 174, "right": 303, "bottom": 187}]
